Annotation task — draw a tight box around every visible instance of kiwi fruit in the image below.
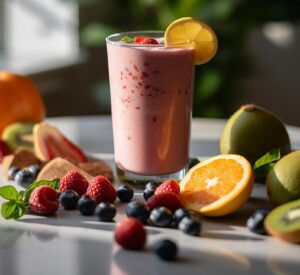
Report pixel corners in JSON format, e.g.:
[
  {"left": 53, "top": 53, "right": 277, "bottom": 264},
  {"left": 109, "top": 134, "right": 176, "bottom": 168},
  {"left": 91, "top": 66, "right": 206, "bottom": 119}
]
[
  {"left": 266, "top": 150, "right": 300, "bottom": 206},
  {"left": 220, "top": 104, "right": 291, "bottom": 165},
  {"left": 265, "top": 199, "right": 300, "bottom": 243},
  {"left": 1, "top": 122, "right": 34, "bottom": 151}
]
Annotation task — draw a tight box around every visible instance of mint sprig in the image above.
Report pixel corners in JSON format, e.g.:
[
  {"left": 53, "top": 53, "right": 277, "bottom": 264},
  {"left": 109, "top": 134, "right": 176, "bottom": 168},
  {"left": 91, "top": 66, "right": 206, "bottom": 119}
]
[
  {"left": 0, "top": 179, "right": 60, "bottom": 220},
  {"left": 120, "top": 35, "right": 134, "bottom": 43}
]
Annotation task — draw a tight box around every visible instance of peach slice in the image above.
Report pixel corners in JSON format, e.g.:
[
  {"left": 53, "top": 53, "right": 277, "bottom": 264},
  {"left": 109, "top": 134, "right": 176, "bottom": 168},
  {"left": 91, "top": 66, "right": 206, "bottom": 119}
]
[{"left": 33, "top": 122, "right": 87, "bottom": 163}]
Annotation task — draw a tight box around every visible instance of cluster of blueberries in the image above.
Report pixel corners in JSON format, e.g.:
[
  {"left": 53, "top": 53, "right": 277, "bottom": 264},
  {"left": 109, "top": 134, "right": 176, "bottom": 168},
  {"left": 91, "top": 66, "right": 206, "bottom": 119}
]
[
  {"left": 59, "top": 182, "right": 201, "bottom": 237},
  {"left": 8, "top": 164, "right": 41, "bottom": 186}
]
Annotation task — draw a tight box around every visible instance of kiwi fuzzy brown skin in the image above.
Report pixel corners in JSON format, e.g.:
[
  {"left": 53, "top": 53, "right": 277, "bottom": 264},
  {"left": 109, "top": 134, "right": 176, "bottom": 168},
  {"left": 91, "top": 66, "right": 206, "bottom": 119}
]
[
  {"left": 264, "top": 199, "right": 300, "bottom": 244},
  {"left": 266, "top": 150, "right": 300, "bottom": 206},
  {"left": 220, "top": 104, "right": 291, "bottom": 165}
]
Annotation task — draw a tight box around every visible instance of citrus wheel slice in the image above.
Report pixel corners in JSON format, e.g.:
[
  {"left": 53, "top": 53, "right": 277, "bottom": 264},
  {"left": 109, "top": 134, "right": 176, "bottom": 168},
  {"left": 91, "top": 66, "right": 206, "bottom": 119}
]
[
  {"left": 179, "top": 154, "right": 254, "bottom": 217},
  {"left": 164, "top": 17, "right": 218, "bottom": 65}
]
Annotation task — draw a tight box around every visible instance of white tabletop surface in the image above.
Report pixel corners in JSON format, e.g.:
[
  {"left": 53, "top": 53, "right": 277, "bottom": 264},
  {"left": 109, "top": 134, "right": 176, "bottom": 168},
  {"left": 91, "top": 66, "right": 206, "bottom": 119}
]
[{"left": 1, "top": 116, "right": 300, "bottom": 275}]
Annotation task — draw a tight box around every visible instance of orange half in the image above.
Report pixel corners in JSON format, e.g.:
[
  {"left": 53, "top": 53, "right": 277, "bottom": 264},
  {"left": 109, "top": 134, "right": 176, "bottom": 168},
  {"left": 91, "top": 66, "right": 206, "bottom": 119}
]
[{"left": 180, "top": 154, "right": 254, "bottom": 216}]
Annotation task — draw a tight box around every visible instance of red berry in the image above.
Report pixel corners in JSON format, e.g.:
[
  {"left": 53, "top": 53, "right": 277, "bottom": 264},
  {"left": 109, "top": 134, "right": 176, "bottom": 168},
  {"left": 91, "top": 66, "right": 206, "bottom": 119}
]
[
  {"left": 0, "top": 139, "right": 11, "bottom": 163},
  {"left": 29, "top": 186, "right": 59, "bottom": 215},
  {"left": 115, "top": 218, "right": 146, "bottom": 250},
  {"left": 59, "top": 170, "right": 89, "bottom": 196},
  {"left": 86, "top": 175, "right": 117, "bottom": 204},
  {"left": 141, "top": 38, "right": 159, "bottom": 44},
  {"left": 147, "top": 192, "right": 183, "bottom": 213},
  {"left": 134, "top": 36, "right": 146, "bottom": 43},
  {"left": 155, "top": 180, "right": 180, "bottom": 195},
  {"left": 134, "top": 36, "right": 159, "bottom": 45}
]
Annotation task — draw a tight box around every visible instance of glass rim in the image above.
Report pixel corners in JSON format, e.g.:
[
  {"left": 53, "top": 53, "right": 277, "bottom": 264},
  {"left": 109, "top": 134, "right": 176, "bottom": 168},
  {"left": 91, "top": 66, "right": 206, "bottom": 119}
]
[{"left": 105, "top": 30, "right": 193, "bottom": 47}]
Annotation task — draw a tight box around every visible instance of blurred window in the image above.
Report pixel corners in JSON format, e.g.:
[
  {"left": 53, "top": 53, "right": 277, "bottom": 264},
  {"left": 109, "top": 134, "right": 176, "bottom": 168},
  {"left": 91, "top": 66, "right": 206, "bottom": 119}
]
[{"left": 0, "top": 0, "right": 79, "bottom": 74}]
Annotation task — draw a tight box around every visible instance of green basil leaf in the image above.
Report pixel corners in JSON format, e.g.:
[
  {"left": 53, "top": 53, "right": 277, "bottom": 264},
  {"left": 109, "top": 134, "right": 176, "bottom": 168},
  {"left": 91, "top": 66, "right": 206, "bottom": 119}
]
[
  {"left": 1, "top": 201, "right": 17, "bottom": 219},
  {"left": 24, "top": 179, "right": 60, "bottom": 204},
  {"left": 120, "top": 35, "right": 134, "bottom": 43},
  {"left": 254, "top": 148, "right": 281, "bottom": 170},
  {"left": 0, "top": 186, "right": 18, "bottom": 201},
  {"left": 11, "top": 204, "right": 26, "bottom": 220},
  {"left": 17, "top": 191, "right": 25, "bottom": 201}
]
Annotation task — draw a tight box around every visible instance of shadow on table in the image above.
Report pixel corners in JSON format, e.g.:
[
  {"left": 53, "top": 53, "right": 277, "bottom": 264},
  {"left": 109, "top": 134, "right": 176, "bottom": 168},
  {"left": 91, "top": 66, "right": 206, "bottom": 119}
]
[{"left": 18, "top": 210, "right": 160, "bottom": 235}]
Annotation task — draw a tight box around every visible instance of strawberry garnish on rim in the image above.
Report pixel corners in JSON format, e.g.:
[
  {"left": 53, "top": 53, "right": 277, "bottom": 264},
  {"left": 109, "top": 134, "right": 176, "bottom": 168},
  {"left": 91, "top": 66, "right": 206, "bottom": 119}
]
[{"left": 134, "top": 36, "right": 159, "bottom": 45}]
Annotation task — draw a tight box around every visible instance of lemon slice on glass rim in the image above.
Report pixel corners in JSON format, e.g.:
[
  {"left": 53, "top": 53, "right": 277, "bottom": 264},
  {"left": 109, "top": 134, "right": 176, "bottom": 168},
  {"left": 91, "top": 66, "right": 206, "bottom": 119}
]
[{"left": 164, "top": 17, "right": 218, "bottom": 65}]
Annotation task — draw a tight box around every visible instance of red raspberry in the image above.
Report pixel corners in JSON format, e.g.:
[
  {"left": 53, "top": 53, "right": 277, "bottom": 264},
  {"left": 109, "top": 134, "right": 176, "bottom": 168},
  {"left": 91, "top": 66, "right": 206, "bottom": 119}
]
[
  {"left": 86, "top": 175, "right": 117, "bottom": 203},
  {"left": 59, "top": 170, "right": 89, "bottom": 196},
  {"left": 134, "top": 36, "right": 159, "bottom": 44},
  {"left": 147, "top": 192, "right": 183, "bottom": 213},
  {"left": 29, "top": 186, "right": 59, "bottom": 215},
  {"left": 0, "top": 139, "right": 11, "bottom": 163},
  {"left": 155, "top": 180, "right": 180, "bottom": 195},
  {"left": 115, "top": 218, "right": 146, "bottom": 250}
]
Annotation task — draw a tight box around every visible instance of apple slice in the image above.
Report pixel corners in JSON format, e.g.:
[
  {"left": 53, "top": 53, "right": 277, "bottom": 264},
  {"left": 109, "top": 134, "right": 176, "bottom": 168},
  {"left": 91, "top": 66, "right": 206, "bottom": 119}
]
[{"left": 34, "top": 122, "right": 87, "bottom": 163}]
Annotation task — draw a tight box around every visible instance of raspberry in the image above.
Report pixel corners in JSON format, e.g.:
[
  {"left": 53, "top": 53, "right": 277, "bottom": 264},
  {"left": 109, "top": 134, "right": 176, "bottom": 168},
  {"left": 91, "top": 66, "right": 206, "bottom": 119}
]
[
  {"left": 147, "top": 192, "right": 183, "bottom": 213},
  {"left": 59, "top": 170, "right": 89, "bottom": 196},
  {"left": 155, "top": 180, "right": 180, "bottom": 195},
  {"left": 29, "top": 186, "right": 59, "bottom": 215},
  {"left": 115, "top": 218, "right": 146, "bottom": 250},
  {"left": 86, "top": 175, "right": 117, "bottom": 204}
]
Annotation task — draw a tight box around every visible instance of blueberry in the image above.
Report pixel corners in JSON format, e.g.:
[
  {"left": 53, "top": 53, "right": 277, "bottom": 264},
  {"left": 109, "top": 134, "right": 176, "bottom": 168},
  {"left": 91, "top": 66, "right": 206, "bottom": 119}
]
[
  {"left": 247, "top": 209, "right": 270, "bottom": 235},
  {"left": 189, "top": 158, "right": 200, "bottom": 169},
  {"left": 143, "top": 186, "right": 156, "bottom": 201},
  {"left": 15, "top": 169, "right": 35, "bottom": 187},
  {"left": 154, "top": 239, "right": 178, "bottom": 261},
  {"left": 126, "top": 201, "right": 150, "bottom": 223},
  {"left": 150, "top": 207, "right": 172, "bottom": 227},
  {"left": 77, "top": 196, "right": 97, "bottom": 215},
  {"left": 27, "top": 164, "right": 41, "bottom": 178},
  {"left": 95, "top": 202, "right": 116, "bottom": 222},
  {"left": 59, "top": 190, "right": 79, "bottom": 210},
  {"left": 8, "top": 166, "right": 20, "bottom": 180},
  {"left": 145, "top": 182, "right": 160, "bottom": 190},
  {"left": 117, "top": 185, "right": 134, "bottom": 202},
  {"left": 179, "top": 217, "right": 202, "bottom": 236},
  {"left": 173, "top": 208, "right": 190, "bottom": 226}
]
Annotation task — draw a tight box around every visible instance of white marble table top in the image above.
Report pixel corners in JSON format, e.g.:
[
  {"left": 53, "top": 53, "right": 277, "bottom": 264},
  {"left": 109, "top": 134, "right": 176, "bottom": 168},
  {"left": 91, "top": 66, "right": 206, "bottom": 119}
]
[{"left": 1, "top": 116, "right": 300, "bottom": 275}]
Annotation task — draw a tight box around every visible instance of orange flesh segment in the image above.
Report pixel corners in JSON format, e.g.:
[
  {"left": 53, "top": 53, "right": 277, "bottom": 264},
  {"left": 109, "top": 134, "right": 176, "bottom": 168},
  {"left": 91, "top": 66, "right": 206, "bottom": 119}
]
[{"left": 183, "top": 159, "right": 244, "bottom": 205}]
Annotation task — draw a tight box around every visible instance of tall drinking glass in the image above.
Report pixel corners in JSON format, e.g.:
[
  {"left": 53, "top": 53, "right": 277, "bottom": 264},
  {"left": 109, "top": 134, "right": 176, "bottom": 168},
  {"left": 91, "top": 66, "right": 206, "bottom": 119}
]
[{"left": 106, "top": 31, "right": 195, "bottom": 184}]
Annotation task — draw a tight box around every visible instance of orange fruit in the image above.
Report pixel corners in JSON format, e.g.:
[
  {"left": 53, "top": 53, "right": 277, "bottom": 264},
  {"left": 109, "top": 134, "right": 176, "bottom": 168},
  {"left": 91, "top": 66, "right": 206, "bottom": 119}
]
[
  {"left": 179, "top": 154, "right": 254, "bottom": 217},
  {"left": 164, "top": 17, "right": 218, "bottom": 65},
  {"left": 0, "top": 71, "right": 46, "bottom": 134}
]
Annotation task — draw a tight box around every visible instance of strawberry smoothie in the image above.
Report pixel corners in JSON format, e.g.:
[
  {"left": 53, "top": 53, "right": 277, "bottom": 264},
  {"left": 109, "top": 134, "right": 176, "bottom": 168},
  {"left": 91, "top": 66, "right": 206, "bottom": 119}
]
[{"left": 106, "top": 31, "right": 195, "bottom": 180}]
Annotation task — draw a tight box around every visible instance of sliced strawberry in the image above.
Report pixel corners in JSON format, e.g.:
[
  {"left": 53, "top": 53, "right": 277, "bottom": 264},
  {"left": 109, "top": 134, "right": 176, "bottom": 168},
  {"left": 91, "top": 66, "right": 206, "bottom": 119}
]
[
  {"left": 134, "top": 36, "right": 159, "bottom": 45},
  {"left": 34, "top": 122, "right": 87, "bottom": 163},
  {"left": 134, "top": 36, "right": 147, "bottom": 43},
  {"left": 0, "top": 139, "right": 11, "bottom": 163}
]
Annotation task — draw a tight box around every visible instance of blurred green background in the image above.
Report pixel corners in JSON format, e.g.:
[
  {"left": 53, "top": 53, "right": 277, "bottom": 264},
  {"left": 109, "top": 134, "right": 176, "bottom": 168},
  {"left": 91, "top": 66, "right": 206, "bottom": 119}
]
[{"left": 78, "top": 0, "right": 300, "bottom": 118}]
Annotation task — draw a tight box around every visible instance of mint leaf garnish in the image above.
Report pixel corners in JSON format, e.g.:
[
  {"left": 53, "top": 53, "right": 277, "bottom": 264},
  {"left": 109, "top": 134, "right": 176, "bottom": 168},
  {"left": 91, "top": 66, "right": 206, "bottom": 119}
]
[
  {"left": 0, "top": 186, "right": 18, "bottom": 201},
  {"left": 0, "top": 179, "right": 60, "bottom": 220},
  {"left": 121, "top": 36, "right": 134, "bottom": 43},
  {"left": 1, "top": 201, "right": 17, "bottom": 219},
  {"left": 254, "top": 148, "right": 281, "bottom": 170},
  {"left": 24, "top": 178, "right": 60, "bottom": 204}
]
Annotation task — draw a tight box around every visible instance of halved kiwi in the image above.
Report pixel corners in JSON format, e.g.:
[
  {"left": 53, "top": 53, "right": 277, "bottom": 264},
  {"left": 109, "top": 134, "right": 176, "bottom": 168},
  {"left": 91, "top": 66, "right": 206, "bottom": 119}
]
[
  {"left": 1, "top": 122, "right": 34, "bottom": 151},
  {"left": 265, "top": 199, "right": 300, "bottom": 243}
]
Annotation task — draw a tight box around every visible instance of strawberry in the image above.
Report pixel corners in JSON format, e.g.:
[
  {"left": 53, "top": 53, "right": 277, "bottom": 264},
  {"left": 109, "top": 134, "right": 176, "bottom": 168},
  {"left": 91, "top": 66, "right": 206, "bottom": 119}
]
[
  {"left": 59, "top": 170, "right": 89, "bottom": 196},
  {"left": 155, "top": 180, "right": 180, "bottom": 195},
  {"left": 134, "top": 36, "right": 159, "bottom": 45},
  {"left": 0, "top": 139, "right": 11, "bottom": 163},
  {"left": 115, "top": 217, "right": 146, "bottom": 250},
  {"left": 147, "top": 192, "right": 183, "bottom": 213},
  {"left": 29, "top": 186, "right": 59, "bottom": 215},
  {"left": 86, "top": 175, "right": 117, "bottom": 203}
]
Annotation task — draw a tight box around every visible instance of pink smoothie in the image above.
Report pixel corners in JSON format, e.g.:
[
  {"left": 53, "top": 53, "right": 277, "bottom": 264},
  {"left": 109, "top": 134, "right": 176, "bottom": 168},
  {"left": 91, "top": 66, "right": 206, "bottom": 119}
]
[{"left": 107, "top": 41, "right": 195, "bottom": 175}]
